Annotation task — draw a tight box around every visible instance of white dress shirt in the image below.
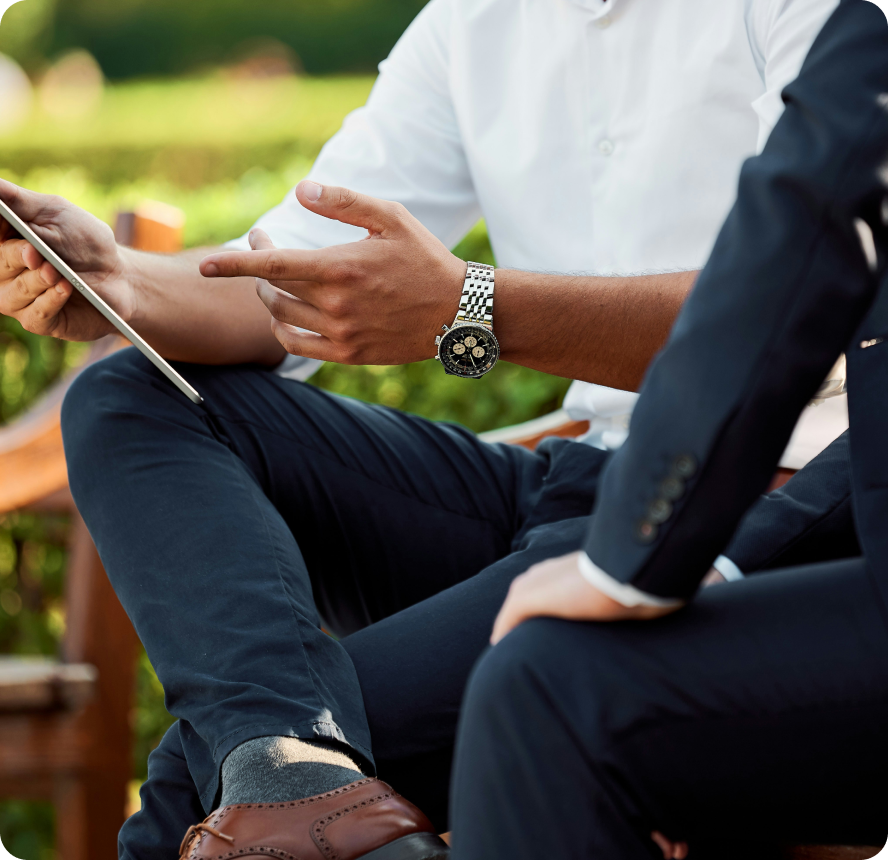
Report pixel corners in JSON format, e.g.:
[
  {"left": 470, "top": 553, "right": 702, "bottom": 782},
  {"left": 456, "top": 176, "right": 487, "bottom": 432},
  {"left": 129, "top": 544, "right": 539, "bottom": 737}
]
[
  {"left": 230, "top": 0, "right": 842, "bottom": 466},
  {"left": 228, "top": 0, "right": 841, "bottom": 604}
]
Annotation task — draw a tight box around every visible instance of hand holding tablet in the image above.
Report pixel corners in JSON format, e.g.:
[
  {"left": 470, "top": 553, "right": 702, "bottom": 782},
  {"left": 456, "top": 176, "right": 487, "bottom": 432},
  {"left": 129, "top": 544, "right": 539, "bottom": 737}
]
[{"left": 0, "top": 181, "right": 202, "bottom": 404}]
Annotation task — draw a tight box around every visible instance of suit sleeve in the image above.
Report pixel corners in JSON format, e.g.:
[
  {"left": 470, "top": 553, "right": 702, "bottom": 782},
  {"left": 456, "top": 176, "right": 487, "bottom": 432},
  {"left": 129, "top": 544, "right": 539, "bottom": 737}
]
[{"left": 583, "top": 0, "right": 888, "bottom": 600}]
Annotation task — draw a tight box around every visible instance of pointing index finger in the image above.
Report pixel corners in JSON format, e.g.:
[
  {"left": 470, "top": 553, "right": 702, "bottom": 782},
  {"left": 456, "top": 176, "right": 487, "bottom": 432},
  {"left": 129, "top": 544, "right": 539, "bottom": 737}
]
[{"left": 200, "top": 248, "right": 325, "bottom": 282}]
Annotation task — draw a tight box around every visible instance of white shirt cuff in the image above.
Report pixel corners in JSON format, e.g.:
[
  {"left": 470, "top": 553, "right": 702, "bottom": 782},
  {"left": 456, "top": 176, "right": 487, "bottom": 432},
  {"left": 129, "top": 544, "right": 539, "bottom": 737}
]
[
  {"left": 712, "top": 555, "right": 744, "bottom": 582},
  {"left": 577, "top": 553, "right": 685, "bottom": 609}
]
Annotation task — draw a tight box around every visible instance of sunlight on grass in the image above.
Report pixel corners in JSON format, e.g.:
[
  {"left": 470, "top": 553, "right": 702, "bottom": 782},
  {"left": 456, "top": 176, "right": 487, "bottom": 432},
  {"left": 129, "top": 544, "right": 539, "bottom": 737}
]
[{"left": 0, "top": 74, "right": 375, "bottom": 150}]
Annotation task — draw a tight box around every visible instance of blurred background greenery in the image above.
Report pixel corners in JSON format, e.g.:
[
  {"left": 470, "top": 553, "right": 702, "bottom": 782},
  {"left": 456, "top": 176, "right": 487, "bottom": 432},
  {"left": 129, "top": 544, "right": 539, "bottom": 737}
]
[{"left": 0, "top": 2, "right": 571, "bottom": 858}]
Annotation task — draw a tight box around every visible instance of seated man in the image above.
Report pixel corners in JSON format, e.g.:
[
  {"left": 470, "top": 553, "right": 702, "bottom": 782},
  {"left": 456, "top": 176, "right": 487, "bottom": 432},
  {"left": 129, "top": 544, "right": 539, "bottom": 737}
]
[
  {"left": 448, "top": 2, "right": 888, "bottom": 857},
  {"left": 0, "top": 0, "right": 846, "bottom": 857}
]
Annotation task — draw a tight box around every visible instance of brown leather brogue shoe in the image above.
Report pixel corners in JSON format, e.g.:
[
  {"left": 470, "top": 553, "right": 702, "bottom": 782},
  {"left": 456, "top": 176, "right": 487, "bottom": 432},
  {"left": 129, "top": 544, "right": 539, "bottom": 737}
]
[{"left": 178, "top": 777, "right": 449, "bottom": 860}]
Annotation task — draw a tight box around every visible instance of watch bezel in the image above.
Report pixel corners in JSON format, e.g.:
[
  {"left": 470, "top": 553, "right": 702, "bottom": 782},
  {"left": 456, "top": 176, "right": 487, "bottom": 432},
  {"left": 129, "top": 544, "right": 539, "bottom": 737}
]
[{"left": 437, "top": 322, "right": 500, "bottom": 378}]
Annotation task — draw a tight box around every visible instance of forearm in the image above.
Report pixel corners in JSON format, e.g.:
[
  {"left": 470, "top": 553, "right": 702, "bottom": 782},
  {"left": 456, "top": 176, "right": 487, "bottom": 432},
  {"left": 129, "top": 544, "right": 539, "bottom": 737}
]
[
  {"left": 124, "top": 246, "right": 286, "bottom": 366},
  {"left": 495, "top": 269, "right": 697, "bottom": 390}
]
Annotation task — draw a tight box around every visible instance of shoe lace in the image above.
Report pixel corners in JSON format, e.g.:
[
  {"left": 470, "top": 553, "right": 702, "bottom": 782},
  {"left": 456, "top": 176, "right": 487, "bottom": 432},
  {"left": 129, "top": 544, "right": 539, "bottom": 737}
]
[{"left": 179, "top": 822, "right": 235, "bottom": 858}]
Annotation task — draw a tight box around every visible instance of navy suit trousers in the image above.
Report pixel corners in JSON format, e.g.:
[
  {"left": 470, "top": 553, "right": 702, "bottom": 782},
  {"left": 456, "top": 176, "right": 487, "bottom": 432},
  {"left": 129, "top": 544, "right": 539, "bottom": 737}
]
[{"left": 450, "top": 557, "right": 888, "bottom": 859}]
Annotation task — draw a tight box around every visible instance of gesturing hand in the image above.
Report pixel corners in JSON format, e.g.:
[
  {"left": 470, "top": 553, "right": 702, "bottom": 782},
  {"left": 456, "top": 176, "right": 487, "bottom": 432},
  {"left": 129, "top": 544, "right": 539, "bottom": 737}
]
[
  {"left": 199, "top": 181, "right": 468, "bottom": 365},
  {"left": 0, "top": 179, "right": 133, "bottom": 341}
]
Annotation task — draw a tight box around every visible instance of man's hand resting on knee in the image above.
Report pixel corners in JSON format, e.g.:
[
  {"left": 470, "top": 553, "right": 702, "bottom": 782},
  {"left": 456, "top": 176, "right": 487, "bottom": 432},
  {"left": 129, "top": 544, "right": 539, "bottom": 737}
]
[
  {"left": 491, "top": 552, "right": 728, "bottom": 645},
  {"left": 490, "top": 551, "right": 684, "bottom": 645},
  {"left": 492, "top": 551, "right": 727, "bottom": 860},
  {"left": 0, "top": 179, "right": 133, "bottom": 341}
]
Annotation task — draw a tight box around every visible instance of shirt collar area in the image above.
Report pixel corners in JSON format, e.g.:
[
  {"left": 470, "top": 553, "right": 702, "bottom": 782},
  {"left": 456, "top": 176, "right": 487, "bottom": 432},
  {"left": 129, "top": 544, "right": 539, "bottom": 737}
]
[{"left": 566, "top": 0, "right": 621, "bottom": 19}]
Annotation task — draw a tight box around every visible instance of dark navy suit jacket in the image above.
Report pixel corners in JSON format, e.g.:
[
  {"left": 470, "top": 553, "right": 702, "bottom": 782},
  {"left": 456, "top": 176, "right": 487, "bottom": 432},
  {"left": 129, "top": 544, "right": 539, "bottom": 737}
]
[
  {"left": 583, "top": 0, "right": 888, "bottom": 601},
  {"left": 723, "top": 431, "right": 860, "bottom": 575}
]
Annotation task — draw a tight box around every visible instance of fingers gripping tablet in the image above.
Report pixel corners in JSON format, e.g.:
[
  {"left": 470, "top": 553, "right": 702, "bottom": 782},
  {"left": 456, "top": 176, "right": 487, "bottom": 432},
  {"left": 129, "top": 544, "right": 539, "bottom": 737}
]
[{"left": 0, "top": 197, "right": 203, "bottom": 405}]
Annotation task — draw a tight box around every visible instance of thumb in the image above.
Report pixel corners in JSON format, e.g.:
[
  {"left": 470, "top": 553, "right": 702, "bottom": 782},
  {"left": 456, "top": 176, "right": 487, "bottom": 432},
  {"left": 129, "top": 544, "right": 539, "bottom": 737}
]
[{"left": 295, "top": 180, "right": 409, "bottom": 235}]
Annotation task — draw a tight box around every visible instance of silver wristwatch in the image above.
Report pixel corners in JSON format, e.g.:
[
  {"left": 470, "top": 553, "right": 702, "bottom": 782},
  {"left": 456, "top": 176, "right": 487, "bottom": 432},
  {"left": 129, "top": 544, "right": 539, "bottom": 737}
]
[{"left": 435, "top": 262, "right": 500, "bottom": 378}]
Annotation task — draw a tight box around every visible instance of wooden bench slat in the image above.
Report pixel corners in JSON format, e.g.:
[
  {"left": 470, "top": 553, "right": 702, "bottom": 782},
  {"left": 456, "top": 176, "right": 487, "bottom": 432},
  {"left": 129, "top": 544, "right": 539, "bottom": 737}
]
[
  {"left": 479, "top": 408, "right": 590, "bottom": 450},
  {"left": 0, "top": 658, "right": 97, "bottom": 712}
]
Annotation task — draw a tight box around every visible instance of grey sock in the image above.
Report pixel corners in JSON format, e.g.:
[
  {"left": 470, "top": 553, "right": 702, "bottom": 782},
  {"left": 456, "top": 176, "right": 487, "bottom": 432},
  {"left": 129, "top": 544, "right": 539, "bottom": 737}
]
[{"left": 220, "top": 736, "right": 364, "bottom": 806}]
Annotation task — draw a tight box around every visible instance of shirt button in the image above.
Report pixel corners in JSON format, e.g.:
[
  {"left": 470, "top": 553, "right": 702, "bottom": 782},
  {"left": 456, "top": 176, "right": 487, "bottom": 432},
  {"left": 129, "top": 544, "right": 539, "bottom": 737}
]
[
  {"left": 598, "top": 139, "right": 615, "bottom": 156},
  {"left": 596, "top": 16, "right": 612, "bottom": 29}
]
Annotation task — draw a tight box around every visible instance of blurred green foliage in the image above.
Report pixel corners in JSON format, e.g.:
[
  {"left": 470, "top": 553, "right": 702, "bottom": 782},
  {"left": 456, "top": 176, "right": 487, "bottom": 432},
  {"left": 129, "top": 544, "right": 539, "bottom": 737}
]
[
  {"left": 0, "top": 75, "right": 376, "bottom": 186},
  {"left": 0, "top": 801, "right": 54, "bottom": 860},
  {"left": 0, "top": 0, "right": 429, "bottom": 78},
  {"left": 0, "top": 0, "right": 56, "bottom": 71},
  {"left": 0, "top": 73, "right": 570, "bottom": 858},
  {"left": 0, "top": 512, "right": 68, "bottom": 859}
]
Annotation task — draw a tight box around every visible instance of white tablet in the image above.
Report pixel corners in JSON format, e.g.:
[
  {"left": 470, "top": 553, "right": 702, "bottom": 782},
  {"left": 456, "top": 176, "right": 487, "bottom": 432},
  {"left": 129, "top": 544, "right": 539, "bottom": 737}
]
[{"left": 0, "top": 198, "right": 203, "bottom": 404}]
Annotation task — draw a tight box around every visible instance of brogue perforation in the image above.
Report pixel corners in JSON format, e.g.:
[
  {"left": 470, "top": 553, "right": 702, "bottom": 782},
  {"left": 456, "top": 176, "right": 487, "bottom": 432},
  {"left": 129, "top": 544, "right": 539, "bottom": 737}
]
[{"left": 312, "top": 791, "right": 394, "bottom": 859}]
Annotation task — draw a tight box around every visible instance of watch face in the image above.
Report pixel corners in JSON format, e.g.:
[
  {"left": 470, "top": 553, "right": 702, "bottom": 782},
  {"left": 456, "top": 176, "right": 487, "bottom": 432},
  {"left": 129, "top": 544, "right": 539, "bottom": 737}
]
[{"left": 439, "top": 324, "right": 499, "bottom": 377}]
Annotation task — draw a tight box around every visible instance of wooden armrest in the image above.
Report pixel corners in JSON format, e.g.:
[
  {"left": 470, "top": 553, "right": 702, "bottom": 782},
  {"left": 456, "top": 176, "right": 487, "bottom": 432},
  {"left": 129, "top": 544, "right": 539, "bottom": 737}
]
[
  {"left": 479, "top": 409, "right": 590, "bottom": 450},
  {"left": 0, "top": 657, "right": 97, "bottom": 712},
  {"left": 0, "top": 335, "right": 126, "bottom": 515}
]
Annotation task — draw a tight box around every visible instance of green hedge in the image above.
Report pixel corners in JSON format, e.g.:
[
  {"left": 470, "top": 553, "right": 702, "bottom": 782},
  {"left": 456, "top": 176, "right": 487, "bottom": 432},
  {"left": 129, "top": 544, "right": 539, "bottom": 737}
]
[{"left": 0, "top": 0, "right": 430, "bottom": 78}]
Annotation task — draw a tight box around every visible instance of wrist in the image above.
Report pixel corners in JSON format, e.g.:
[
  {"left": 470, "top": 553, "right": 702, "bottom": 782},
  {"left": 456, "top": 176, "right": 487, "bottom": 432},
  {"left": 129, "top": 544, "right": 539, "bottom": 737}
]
[
  {"left": 434, "top": 259, "right": 500, "bottom": 378},
  {"left": 114, "top": 246, "right": 143, "bottom": 326}
]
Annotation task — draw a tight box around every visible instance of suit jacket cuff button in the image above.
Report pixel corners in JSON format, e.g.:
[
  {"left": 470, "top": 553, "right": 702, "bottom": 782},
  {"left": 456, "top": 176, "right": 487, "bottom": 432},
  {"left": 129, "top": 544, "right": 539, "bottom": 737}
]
[{"left": 635, "top": 519, "right": 658, "bottom": 544}]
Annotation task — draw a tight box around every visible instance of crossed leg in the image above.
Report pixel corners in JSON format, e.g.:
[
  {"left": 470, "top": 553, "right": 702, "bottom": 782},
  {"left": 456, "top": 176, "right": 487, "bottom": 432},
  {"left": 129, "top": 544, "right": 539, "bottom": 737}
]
[
  {"left": 449, "top": 558, "right": 888, "bottom": 859},
  {"left": 60, "top": 348, "right": 607, "bottom": 858}
]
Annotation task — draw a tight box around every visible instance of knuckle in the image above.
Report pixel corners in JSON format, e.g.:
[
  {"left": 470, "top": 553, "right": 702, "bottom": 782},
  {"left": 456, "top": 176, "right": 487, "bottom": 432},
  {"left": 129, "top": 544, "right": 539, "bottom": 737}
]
[
  {"left": 45, "top": 194, "right": 67, "bottom": 215},
  {"left": 331, "top": 319, "right": 357, "bottom": 343},
  {"left": 322, "top": 292, "right": 351, "bottom": 319},
  {"left": 265, "top": 291, "right": 285, "bottom": 319},
  {"left": 339, "top": 345, "right": 363, "bottom": 364},
  {"left": 23, "top": 315, "right": 48, "bottom": 335},
  {"left": 334, "top": 187, "right": 358, "bottom": 210},
  {"left": 326, "top": 261, "right": 360, "bottom": 284},
  {"left": 264, "top": 253, "right": 289, "bottom": 280},
  {"left": 281, "top": 336, "right": 302, "bottom": 356},
  {"left": 0, "top": 239, "right": 23, "bottom": 270},
  {"left": 387, "top": 201, "right": 408, "bottom": 223}
]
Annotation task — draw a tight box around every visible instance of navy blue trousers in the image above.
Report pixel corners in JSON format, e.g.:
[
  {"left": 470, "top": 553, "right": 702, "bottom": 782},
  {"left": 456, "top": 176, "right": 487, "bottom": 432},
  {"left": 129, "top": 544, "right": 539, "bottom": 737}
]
[
  {"left": 449, "top": 557, "right": 888, "bottom": 860},
  {"left": 60, "top": 348, "right": 608, "bottom": 859}
]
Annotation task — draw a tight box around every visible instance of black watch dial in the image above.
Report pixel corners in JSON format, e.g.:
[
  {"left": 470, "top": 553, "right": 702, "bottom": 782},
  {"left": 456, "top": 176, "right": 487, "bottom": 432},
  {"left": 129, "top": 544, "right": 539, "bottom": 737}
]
[{"left": 439, "top": 325, "right": 499, "bottom": 377}]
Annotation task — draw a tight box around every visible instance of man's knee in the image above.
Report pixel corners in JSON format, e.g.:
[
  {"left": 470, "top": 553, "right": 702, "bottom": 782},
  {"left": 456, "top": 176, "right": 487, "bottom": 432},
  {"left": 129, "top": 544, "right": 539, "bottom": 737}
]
[
  {"left": 62, "top": 348, "right": 186, "bottom": 482},
  {"left": 462, "top": 618, "right": 632, "bottom": 756},
  {"left": 63, "top": 347, "right": 152, "bottom": 434}
]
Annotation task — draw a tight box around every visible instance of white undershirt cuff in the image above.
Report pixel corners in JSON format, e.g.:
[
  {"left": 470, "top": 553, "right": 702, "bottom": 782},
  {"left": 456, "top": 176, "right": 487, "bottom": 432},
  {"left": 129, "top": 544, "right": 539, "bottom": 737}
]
[
  {"left": 712, "top": 555, "right": 745, "bottom": 582},
  {"left": 577, "top": 553, "right": 685, "bottom": 609}
]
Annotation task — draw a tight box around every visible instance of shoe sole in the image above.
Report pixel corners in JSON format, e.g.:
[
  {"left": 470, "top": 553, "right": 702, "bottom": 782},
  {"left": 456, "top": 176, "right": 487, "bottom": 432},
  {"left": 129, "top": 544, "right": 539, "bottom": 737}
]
[{"left": 359, "top": 833, "right": 450, "bottom": 860}]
